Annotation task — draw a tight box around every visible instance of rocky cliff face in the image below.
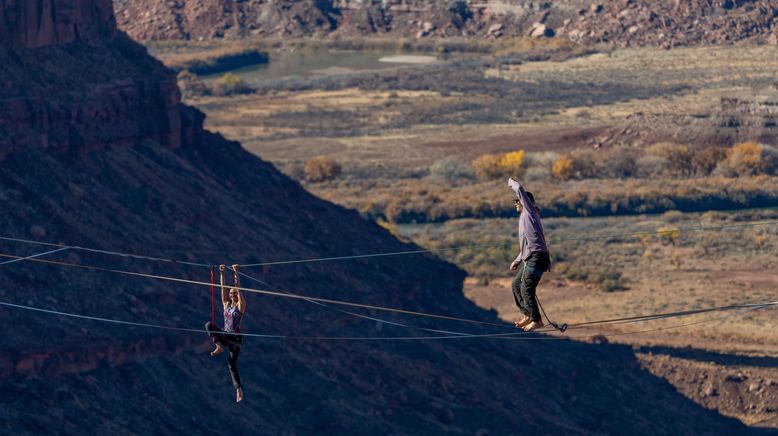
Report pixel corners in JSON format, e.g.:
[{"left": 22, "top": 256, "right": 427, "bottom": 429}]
[
  {"left": 0, "top": 1, "right": 756, "bottom": 433},
  {"left": 0, "top": 0, "right": 116, "bottom": 48},
  {"left": 113, "top": 0, "right": 778, "bottom": 46},
  {"left": 563, "top": 0, "right": 778, "bottom": 48},
  {"left": 0, "top": 0, "right": 199, "bottom": 161},
  {"left": 113, "top": 0, "right": 583, "bottom": 40}
]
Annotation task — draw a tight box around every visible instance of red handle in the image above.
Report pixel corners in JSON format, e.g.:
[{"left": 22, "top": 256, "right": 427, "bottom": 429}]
[{"left": 210, "top": 267, "right": 215, "bottom": 324}]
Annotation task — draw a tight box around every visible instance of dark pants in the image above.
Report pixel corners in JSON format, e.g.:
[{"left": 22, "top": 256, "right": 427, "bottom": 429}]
[
  {"left": 511, "top": 251, "right": 550, "bottom": 322},
  {"left": 205, "top": 321, "right": 243, "bottom": 390}
]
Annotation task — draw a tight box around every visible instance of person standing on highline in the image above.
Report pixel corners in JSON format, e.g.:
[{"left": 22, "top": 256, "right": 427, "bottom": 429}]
[{"left": 508, "top": 177, "right": 551, "bottom": 332}]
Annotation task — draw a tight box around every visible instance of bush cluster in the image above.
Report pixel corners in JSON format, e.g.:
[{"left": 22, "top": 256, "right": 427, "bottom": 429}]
[
  {"left": 211, "top": 73, "right": 252, "bottom": 96},
  {"left": 177, "top": 71, "right": 253, "bottom": 98},
  {"left": 472, "top": 150, "right": 526, "bottom": 181},
  {"left": 304, "top": 156, "right": 342, "bottom": 182},
  {"left": 541, "top": 142, "right": 776, "bottom": 182}
]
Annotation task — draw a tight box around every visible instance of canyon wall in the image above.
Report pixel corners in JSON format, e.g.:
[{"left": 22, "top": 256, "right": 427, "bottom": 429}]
[
  {"left": 113, "top": 0, "right": 778, "bottom": 46},
  {"left": 0, "top": 0, "right": 116, "bottom": 48},
  {"left": 0, "top": 0, "right": 201, "bottom": 161}
]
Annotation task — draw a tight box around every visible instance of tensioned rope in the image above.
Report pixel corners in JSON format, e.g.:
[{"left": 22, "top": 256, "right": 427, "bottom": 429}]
[
  {"left": 0, "top": 299, "right": 773, "bottom": 341},
  {"left": 236, "top": 270, "right": 474, "bottom": 336},
  {"left": 0, "top": 220, "right": 774, "bottom": 269},
  {"left": 0, "top": 252, "right": 507, "bottom": 328},
  {"left": 0, "top": 246, "right": 70, "bottom": 266},
  {"left": 0, "top": 221, "right": 774, "bottom": 337},
  {"left": 0, "top": 239, "right": 498, "bottom": 335},
  {"left": 0, "top": 250, "right": 775, "bottom": 334}
]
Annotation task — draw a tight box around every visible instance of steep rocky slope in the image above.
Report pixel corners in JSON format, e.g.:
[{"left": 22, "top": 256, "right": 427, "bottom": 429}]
[
  {"left": 0, "top": 0, "right": 764, "bottom": 433},
  {"left": 113, "top": 0, "right": 778, "bottom": 46}
]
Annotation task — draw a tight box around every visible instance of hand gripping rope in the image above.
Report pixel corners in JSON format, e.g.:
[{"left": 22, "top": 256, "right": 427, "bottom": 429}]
[{"left": 210, "top": 266, "right": 216, "bottom": 325}]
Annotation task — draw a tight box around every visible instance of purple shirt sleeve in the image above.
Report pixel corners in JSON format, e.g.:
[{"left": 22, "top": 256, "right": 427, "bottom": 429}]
[
  {"left": 508, "top": 178, "right": 539, "bottom": 217},
  {"left": 507, "top": 178, "right": 548, "bottom": 263}
]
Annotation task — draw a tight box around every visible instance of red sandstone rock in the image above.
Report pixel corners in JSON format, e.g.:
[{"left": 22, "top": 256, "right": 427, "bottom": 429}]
[
  {"left": 0, "top": 1, "right": 203, "bottom": 161},
  {"left": 0, "top": 0, "right": 116, "bottom": 48},
  {"left": 111, "top": 0, "right": 778, "bottom": 46}
]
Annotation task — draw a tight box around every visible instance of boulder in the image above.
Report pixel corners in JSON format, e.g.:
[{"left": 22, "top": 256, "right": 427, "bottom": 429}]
[
  {"left": 530, "top": 22, "right": 554, "bottom": 38},
  {"left": 488, "top": 23, "right": 503, "bottom": 34}
]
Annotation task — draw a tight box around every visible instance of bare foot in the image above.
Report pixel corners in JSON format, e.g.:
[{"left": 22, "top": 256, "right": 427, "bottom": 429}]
[
  {"left": 514, "top": 316, "right": 531, "bottom": 329},
  {"left": 523, "top": 320, "right": 544, "bottom": 332},
  {"left": 210, "top": 344, "right": 224, "bottom": 356},
  {"left": 236, "top": 388, "right": 244, "bottom": 403}
]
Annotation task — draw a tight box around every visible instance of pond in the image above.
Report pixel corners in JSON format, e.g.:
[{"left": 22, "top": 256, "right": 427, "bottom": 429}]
[{"left": 200, "top": 49, "right": 442, "bottom": 82}]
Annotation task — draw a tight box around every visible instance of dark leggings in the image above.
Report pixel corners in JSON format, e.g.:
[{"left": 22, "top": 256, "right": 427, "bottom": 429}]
[
  {"left": 205, "top": 322, "right": 242, "bottom": 389},
  {"left": 511, "top": 251, "right": 550, "bottom": 322}
]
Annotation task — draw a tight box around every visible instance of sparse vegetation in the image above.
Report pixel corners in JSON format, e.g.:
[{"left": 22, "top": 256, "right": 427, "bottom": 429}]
[
  {"left": 428, "top": 156, "right": 474, "bottom": 182},
  {"left": 473, "top": 150, "right": 526, "bottom": 181},
  {"left": 210, "top": 73, "right": 252, "bottom": 96},
  {"left": 716, "top": 142, "right": 778, "bottom": 177},
  {"left": 472, "top": 154, "right": 504, "bottom": 181},
  {"left": 311, "top": 176, "right": 778, "bottom": 223},
  {"left": 177, "top": 71, "right": 208, "bottom": 97},
  {"left": 552, "top": 155, "right": 574, "bottom": 181},
  {"left": 304, "top": 156, "right": 342, "bottom": 182}
]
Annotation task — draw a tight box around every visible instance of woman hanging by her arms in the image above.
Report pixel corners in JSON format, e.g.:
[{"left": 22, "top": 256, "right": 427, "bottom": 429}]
[{"left": 205, "top": 264, "right": 246, "bottom": 402}]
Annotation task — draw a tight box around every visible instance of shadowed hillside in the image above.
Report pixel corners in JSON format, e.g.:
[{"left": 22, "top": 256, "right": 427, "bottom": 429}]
[{"left": 0, "top": 1, "right": 766, "bottom": 433}]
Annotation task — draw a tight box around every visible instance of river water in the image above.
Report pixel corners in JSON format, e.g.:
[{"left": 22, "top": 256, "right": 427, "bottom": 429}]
[{"left": 201, "top": 50, "right": 441, "bottom": 82}]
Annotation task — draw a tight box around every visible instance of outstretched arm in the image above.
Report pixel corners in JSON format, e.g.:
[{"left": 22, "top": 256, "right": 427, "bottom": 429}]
[
  {"left": 219, "top": 264, "right": 229, "bottom": 310},
  {"left": 233, "top": 264, "right": 246, "bottom": 314},
  {"left": 507, "top": 177, "right": 532, "bottom": 210}
]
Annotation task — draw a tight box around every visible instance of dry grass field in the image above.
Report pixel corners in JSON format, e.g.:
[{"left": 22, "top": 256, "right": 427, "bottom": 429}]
[{"left": 189, "top": 45, "right": 778, "bottom": 170}]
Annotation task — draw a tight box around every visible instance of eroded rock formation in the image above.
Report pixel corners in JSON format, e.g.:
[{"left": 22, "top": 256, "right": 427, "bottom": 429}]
[
  {"left": 113, "top": 0, "right": 778, "bottom": 46},
  {"left": 0, "top": 0, "right": 116, "bottom": 48},
  {"left": 0, "top": 0, "right": 201, "bottom": 161}
]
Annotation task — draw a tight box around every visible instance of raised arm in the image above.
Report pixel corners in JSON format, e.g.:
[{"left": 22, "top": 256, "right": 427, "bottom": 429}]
[
  {"left": 507, "top": 177, "right": 532, "bottom": 209},
  {"left": 232, "top": 264, "right": 246, "bottom": 314},
  {"left": 219, "top": 264, "right": 229, "bottom": 309}
]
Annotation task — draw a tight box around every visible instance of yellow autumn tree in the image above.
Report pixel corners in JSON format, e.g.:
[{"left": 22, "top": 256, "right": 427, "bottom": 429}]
[
  {"left": 721, "top": 142, "right": 763, "bottom": 176},
  {"left": 499, "top": 150, "right": 526, "bottom": 177},
  {"left": 472, "top": 153, "right": 503, "bottom": 181},
  {"left": 552, "top": 154, "right": 574, "bottom": 180}
]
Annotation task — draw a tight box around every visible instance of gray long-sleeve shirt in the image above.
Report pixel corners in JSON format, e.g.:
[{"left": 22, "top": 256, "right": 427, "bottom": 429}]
[{"left": 508, "top": 178, "right": 548, "bottom": 263}]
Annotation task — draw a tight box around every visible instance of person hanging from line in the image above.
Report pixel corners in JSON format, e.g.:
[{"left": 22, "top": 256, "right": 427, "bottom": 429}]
[
  {"left": 205, "top": 264, "right": 246, "bottom": 402},
  {"left": 508, "top": 177, "right": 551, "bottom": 332}
]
